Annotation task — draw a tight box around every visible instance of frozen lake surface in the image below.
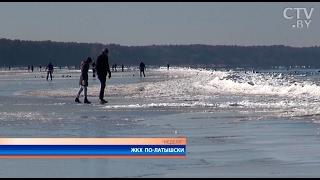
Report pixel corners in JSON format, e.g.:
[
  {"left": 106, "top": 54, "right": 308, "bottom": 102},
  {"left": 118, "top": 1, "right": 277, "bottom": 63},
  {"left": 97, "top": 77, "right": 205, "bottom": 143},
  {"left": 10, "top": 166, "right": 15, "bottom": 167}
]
[{"left": 1, "top": 67, "right": 320, "bottom": 177}]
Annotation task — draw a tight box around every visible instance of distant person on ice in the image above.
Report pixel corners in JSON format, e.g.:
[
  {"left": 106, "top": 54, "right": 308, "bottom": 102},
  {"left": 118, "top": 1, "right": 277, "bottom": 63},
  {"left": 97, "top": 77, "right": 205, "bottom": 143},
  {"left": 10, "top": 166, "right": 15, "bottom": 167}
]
[
  {"left": 139, "top": 61, "right": 146, "bottom": 77},
  {"left": 96, "top": 48, "right": 111, "bottom": 104},
  {"left": 91, "top": 60, "right": 96, "bottom": 78},
  {"left": 167, "top": 64, "right": 170, "bottom": 70},
  {"left": 46, "top": 62, "right": 54, "bottom": 81},
  {"left": 121, "top": 64, "right": 124, "bottom": 72},
  {"left": 75, "top": 57, "right": 92, "bottom": 104}
]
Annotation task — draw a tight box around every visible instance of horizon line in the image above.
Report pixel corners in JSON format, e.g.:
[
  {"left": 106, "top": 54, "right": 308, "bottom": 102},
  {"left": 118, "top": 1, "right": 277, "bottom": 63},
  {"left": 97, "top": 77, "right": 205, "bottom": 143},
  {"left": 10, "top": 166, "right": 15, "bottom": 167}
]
[{"left": 0, "top": 37, "right": 318, "bottom": 48}]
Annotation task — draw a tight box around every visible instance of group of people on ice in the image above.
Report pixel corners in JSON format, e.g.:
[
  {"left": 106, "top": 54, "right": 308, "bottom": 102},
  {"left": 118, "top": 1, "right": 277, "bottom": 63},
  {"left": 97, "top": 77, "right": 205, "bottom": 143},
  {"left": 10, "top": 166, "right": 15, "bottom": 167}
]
[{"left": 74, "top": 48, "right": 147, "bottom": 105}]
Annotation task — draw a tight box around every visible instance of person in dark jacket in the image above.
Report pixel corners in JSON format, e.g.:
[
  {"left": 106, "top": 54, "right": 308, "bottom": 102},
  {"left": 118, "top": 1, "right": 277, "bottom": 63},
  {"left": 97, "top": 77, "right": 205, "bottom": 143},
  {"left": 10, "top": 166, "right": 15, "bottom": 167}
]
[
  {"left": 96, "top": 48, "right": 111, "bottom": 104},
  {"left": 75, "top": 57, "right": 93, "bottom": 104},
  {"left": 46, "top": 62, "right": 54, "bottom": 81},
  {"left": 139, "top": 61, "right": 146, "bottom": 77}
]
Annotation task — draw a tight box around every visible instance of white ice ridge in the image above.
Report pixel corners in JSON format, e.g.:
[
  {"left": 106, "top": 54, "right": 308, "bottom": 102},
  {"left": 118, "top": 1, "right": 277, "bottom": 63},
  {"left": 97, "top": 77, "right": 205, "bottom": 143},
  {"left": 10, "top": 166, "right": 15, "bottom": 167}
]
[
  {"left": 154, "top": 67, "right": 320, "bottom": 99},
  {"left": 23, "top": 67, "right": 320, "bottom": 100},
  {"left": 21, "top": 67, "right": 320, "bottom": 117}
]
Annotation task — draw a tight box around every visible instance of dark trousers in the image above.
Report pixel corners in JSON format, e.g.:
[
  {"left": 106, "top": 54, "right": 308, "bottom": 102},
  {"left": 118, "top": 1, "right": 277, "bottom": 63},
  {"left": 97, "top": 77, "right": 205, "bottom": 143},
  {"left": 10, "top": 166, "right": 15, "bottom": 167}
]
[
  {"left": 140, "top": 70, "right": 145, "bottom": 77},
  {"left": 98, "top": 76, "right": 106, "bottom": 100},
  {"left": 46, "top": 71, "right": 53, "bottom": 80}
]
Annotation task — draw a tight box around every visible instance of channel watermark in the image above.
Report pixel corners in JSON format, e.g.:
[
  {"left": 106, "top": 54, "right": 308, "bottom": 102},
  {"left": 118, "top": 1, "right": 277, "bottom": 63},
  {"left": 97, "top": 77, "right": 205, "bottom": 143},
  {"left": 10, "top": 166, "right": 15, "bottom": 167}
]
[{"left": 283, "top": 7, "right": 314, "bottom": 29}]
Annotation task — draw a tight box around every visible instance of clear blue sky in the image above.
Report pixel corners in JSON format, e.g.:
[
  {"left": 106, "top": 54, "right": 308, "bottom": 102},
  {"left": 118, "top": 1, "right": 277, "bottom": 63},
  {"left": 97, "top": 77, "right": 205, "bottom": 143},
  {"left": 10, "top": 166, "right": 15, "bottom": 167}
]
[{"left": 0, "top": 2, "right": 319, "bottom": 47}]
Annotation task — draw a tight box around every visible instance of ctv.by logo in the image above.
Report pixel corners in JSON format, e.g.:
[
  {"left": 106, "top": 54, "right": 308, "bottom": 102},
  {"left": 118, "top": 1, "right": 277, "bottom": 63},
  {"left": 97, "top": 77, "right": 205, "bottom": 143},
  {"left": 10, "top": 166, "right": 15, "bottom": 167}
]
[{"left": 283, "top": 7, "right": 314, "bottom": 29}]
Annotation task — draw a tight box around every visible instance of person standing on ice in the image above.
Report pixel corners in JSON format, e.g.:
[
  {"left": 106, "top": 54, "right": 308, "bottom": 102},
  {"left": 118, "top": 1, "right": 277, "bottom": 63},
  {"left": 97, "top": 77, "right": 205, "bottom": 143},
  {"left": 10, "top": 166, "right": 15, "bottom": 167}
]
[
  {"left": 139, "top": 61, "right": 146, "bottom": 77},
  {"left": 91, "top": 60, "right": 96, "bottom": 78},
  {"left": 75, "top": 57, "right": 93, "bottom": 104},
  {"left": 96, "top": 48, "right": 111, "bottom": 104},
  {"left": 46, "top": 62, "right": 54, "bottom": 81}
]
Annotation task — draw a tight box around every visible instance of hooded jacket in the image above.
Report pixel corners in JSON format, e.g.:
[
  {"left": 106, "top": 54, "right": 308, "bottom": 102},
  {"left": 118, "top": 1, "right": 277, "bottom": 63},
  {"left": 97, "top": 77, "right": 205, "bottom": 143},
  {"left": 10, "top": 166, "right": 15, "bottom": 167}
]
[{"left": 79, "top": 60, "right": 90, "bottom": 86}]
